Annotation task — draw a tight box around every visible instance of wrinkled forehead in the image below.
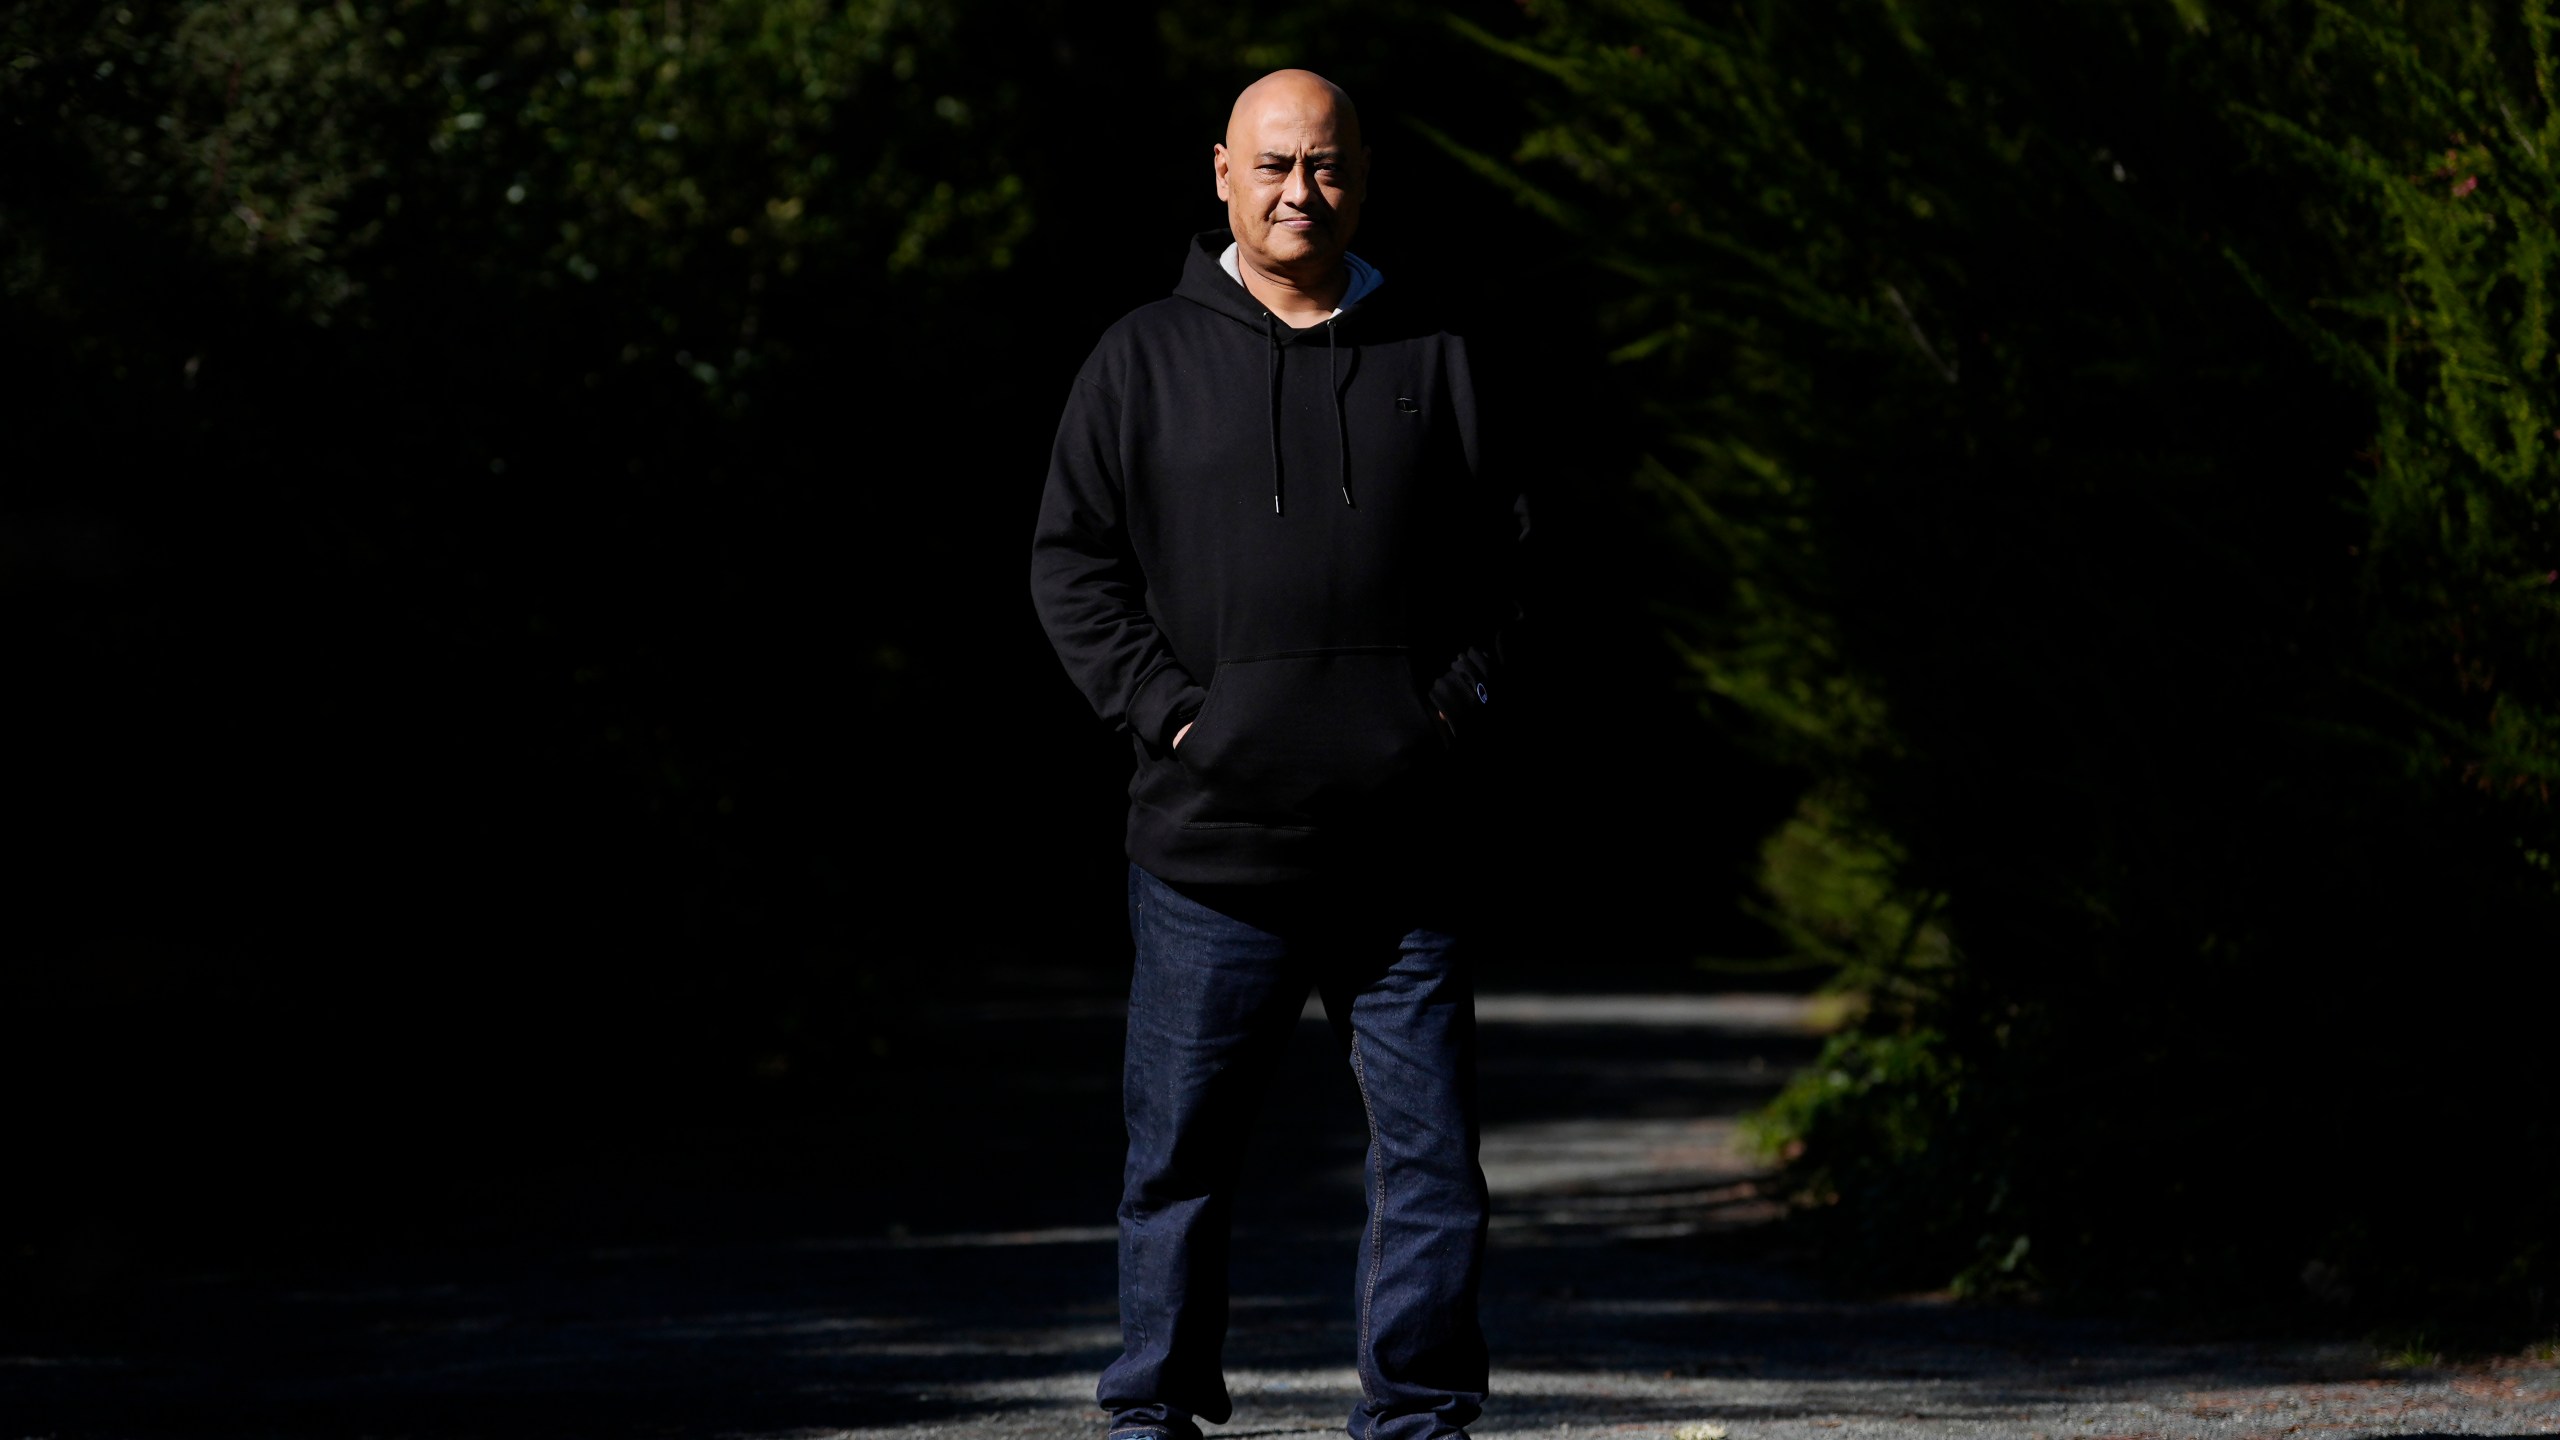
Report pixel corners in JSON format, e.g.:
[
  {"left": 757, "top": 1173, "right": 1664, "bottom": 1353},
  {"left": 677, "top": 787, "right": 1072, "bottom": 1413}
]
[{"left": 1224, "top": 89, "right": 1362, "bottom": 155}]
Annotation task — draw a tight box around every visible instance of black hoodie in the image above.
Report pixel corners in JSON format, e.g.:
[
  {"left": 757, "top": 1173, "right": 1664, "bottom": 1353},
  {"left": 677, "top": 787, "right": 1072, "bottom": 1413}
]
[{"left": 1030, "top": 230, "right": 1529, "bottom": 885}]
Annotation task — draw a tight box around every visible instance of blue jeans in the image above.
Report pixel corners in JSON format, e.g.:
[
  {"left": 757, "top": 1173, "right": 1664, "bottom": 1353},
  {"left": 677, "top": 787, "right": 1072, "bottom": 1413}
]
[{"left": 1100, "top": 863, "right": 1490, "bottom": 1440}]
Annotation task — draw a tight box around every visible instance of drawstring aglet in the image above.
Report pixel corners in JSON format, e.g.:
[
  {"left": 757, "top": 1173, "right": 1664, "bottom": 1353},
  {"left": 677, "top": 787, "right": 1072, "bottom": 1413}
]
[{"left": 1325, "top": 317, "right": 1352, "bottom": 508}]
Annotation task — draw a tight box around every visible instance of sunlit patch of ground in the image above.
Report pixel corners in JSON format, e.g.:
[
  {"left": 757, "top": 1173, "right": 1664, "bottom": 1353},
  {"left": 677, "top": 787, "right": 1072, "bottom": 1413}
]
[{"left": 6, "top": 992, "right": 2556, "bottom": 1440}]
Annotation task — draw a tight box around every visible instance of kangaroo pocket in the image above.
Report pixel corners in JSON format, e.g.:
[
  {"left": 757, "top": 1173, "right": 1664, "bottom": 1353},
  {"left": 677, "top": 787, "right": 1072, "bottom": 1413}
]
[{"left": 1177, "top": 647, "right": 1442, "bottom": 828}]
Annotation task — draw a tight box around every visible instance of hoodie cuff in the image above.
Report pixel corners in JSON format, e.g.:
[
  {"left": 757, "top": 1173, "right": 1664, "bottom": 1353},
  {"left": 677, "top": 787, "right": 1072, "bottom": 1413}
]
[
  {"left": 1131, "top": 665, "right": 1208, "bottom": 749},
  {"left": 1430, "top": 669, "right": 1493, "bottom": 745}
]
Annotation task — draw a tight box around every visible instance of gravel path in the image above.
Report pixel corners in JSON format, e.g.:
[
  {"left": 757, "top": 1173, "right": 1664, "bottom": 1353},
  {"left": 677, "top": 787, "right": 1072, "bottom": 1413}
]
[{"left": 6, "top": 990, "right": 2554, "bottom": 1440}]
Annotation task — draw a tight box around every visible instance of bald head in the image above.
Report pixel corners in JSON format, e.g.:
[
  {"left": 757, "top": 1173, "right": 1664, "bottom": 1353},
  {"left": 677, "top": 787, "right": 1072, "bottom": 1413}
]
[
  {"left": 1213, "top": 69, "right": 1371, "bottom": 300},
  {"left": 1224, "top": 69, "right": 1364, "bottom": 153}
]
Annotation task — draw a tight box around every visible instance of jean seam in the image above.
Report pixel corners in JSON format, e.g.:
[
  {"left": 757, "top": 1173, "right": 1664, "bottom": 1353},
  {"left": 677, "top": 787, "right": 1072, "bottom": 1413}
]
[
  {"left": 1346, "top": 1030, "right": 1387, "bottom": 1409},
  {"left": 1124, "top": 865, "right": 1152, "bottom": 1367}
]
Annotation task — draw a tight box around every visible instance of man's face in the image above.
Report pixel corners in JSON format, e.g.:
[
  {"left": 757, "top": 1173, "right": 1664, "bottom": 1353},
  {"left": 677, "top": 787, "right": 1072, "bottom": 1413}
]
[{"left": 1214, "top": 85, "right": 1367, "bottom": 278}]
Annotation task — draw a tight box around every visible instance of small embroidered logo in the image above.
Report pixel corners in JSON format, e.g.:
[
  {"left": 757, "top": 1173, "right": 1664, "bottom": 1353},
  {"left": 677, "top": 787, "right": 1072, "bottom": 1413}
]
[
  {"left": 1395, "top": 396, "right": 1420, "bottom": 413},
  {"left": 1475, "top": 682, "right": 1490, "bottom": 704}
]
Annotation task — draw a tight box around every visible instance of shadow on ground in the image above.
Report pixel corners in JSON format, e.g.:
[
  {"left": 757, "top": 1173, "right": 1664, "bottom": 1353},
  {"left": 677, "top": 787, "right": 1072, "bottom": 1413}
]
[{"left": 6, "top": 989, "right": 2556, "bottom": 1440}]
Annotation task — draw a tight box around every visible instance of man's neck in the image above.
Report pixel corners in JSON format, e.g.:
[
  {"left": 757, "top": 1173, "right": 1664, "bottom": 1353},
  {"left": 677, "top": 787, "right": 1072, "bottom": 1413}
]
[{"left": 1235, "top": 252, "right": 1346, "bottom": 329}]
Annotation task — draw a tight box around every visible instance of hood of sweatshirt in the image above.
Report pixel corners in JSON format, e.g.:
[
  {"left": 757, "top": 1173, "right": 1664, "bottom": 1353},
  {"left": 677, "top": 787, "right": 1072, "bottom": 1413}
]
[
  {"left": 1217, "top": 241, "right": 1385, "bottom": 319},
  {"left": 1170, "top": 227, "right": 1383, "bottom": 326},
  {"left": 1171, "top": 230, "right": 1386, "bottom": 514}
]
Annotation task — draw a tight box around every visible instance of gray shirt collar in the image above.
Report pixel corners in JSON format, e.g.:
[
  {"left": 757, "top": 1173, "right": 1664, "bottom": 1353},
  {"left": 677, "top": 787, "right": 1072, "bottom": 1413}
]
[{"left": 1219, "top": 242, "right": 1384, "bottom": 320}]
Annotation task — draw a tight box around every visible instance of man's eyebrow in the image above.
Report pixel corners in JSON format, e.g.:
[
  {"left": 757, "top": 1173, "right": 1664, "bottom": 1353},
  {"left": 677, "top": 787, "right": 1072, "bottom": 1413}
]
[{"left": 1257, "top": 149, "right": 1344, "bottom": 164}]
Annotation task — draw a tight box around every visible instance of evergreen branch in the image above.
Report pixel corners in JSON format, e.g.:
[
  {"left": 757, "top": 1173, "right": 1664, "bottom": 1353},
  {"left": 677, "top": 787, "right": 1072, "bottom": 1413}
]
[
  {"left": 1439, "top": 11, "right": 1582, "bottom": 86},
  {"left": 1882, "top": 282, "right": 1958, "bottom": 384},
  {"left": 1401, "top": 114, "right": 1581, "bottom": 229}
]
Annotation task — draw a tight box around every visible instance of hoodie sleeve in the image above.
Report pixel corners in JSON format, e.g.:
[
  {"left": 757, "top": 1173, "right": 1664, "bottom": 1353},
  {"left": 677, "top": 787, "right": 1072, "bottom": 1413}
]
[
  {"left": 1030, "top": 371, "right": 1207, "bottom": 748},
  {"left": 1425, "top": 333, "right": 1533, "bottom": 746}
]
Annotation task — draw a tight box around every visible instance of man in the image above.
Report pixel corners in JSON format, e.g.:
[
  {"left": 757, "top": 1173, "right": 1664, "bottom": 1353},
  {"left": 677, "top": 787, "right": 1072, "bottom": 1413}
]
[{"left": 1029, "top": 69, "right": 1528, "bottom": 1440}]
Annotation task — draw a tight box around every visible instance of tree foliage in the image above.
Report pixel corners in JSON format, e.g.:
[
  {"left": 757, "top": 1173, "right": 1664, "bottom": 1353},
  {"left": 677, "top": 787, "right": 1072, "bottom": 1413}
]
[
  {"left": 2, "top": 0, "right": 1061, "bottom": 1277},
  {"left": 1469, "top": 0, "right": 2559, "bottom": 1318},
  {"left": 5, "top": 0, "right": 1031, "bottom": 388},
  {"left": 2240, "top": 0, "right": 2560, "bottom": 808}
]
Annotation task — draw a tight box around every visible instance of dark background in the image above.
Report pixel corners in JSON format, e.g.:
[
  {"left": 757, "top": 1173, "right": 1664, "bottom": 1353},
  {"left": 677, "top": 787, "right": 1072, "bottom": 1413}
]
[
  {"left": 6, "top": 0, "right": 2555, "bottom": 1334},
  {"left": 2, "top": 0, "right": 1788, "bottom": 1309}
]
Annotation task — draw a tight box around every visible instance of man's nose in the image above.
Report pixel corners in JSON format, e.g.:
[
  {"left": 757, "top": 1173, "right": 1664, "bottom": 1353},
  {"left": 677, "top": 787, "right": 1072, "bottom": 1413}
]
[{"left": 1280, "top": 160, "right": 1313, "bottom": 209}]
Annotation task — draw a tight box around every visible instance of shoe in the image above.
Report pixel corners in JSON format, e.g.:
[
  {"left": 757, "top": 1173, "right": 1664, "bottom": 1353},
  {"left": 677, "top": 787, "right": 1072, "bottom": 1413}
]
[{"left": 1106, "top": 1424, "right": 1203, "bottom": 1440}]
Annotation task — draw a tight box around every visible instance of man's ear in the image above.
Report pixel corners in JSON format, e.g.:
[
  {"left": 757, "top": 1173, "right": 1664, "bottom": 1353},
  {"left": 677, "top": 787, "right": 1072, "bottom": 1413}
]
[{"left": 1212, "top": 142, "right": 1232, "bottom": 202}]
